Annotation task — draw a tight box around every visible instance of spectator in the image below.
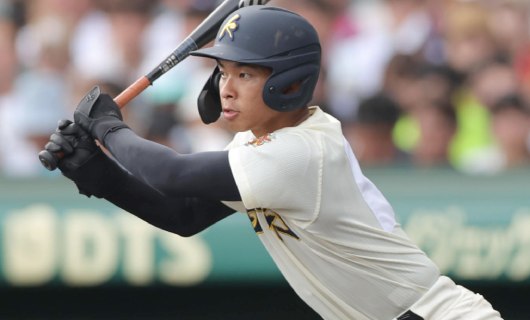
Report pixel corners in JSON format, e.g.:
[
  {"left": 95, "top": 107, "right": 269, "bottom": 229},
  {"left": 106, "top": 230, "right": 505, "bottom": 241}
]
[
  {"left": 410, "top": 99, "right": 457, "bottom": 167},
  {"left": 468, "top": 57, "right": 520, "bottom": 111},
  {"left": 346, "top": 93, "right": 406, "bottom": 167},
  {"left": 486, "top": 0, "right": 530, "bottom": 107},
  {"left": 383, "top": 53, "right": 427, "bottom": 116},
  {"left": 491, "top": 94, "right": 530, "bottom": 169},
  {"left": 485, "top": 0, "right": 530, "bottom": 62},
  {"left": 441, "top": 0, "right": 499, "bottom": 76},
  {"left": 439, "top": 1, "right": 504, "bottom": 172},
  {"left": 143, "top": 102, "right": 187, "bottom": 151},
  {"left": 383, "top": 55, "right": 459, "bottom": 161},
  {"left": 383, "top": 57, "right": 459, "bottom": 168},
  {"left": 450, "top": 57, "right": 522, "bottom": 172}
]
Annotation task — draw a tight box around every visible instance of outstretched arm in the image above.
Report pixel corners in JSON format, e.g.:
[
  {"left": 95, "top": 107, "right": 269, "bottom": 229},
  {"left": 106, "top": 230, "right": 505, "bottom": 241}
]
[
  {"left": 65, "top": 151, "right": 235, "bottom": 236},
  {"left": 45, "top": 120, "right": 236, "bottom": 236}
]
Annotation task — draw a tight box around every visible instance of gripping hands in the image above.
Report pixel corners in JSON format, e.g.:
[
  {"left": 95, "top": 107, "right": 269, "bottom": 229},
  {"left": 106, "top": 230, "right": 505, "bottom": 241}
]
[
  {"left": 39, "top": 86, "right": 128, "bottom": 171},
  {"left": 41, "top": 119, "right": 100, "bottom": 172}
]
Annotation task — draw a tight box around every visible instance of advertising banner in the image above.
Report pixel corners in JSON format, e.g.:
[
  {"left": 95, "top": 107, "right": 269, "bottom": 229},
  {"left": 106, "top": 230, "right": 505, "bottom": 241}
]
[{"left": 0, "top": 167, "right": 528, "bottom": 287}]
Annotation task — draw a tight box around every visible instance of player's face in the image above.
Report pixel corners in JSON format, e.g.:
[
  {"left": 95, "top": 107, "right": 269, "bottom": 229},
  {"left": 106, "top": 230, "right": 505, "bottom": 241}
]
[{"left": 217, "top": 60, "right": 296, "bottom": 137}]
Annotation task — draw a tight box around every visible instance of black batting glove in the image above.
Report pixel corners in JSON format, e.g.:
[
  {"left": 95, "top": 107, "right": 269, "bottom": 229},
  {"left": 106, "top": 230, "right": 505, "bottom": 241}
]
[
  {"left": 73, "top": 86, "right": 128, "bottom": 145},
  {"left": 44, "top": 119, "right": 76, "bottom": 157},
  {"left": 44, "top": 119, "right": 101, "bottom": 173}
]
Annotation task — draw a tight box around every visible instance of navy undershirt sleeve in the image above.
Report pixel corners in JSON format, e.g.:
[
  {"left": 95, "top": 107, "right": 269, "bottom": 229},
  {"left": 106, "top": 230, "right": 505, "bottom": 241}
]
[
  {"left": 103, "top": 128, "right": 241, "bottom": 201},
  {"left": 63, "top": 150, "right": 236, "bottom": 236}
]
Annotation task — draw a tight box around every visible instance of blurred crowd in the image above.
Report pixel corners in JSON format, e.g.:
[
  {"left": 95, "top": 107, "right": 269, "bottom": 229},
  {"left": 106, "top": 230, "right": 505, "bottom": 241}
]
[{"left": 0, "top": 0, "right": 529, "bottom": 178}]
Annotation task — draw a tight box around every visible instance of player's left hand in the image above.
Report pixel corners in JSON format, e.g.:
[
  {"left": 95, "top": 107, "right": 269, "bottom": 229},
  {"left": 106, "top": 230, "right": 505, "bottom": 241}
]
[
  {"left": 73, "top": 86, "right": 128, "bottom": 145},
  {"left": 44, "top": 119, "right": 100, "bottom": 173}
]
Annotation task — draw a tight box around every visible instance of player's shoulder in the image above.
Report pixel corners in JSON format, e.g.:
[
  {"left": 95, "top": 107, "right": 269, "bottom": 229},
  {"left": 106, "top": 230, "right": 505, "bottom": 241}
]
[
  {"left": 227, "top": 132, "right": 312, "bottom": 163},
  {"left": 228, "top": 131, "right": 318, "bottom": 173},
  {"left": 229, "top": 107, "right": 341, "bottom": 152}
]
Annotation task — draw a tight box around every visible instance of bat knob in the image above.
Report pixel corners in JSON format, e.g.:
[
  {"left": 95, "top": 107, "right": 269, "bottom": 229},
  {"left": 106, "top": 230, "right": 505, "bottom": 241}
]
[{"left": 38, "top": 149, "right": 59, "bottom": 171}]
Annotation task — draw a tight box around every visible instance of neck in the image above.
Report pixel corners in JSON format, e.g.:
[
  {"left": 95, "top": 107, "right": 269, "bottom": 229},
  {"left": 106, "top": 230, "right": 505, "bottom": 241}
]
[
  {"left": 292, "top": 107, "right": 312, "bottom": 126},
  {"left": 252, "top": 107, "right": 312, "bottom": 138}
]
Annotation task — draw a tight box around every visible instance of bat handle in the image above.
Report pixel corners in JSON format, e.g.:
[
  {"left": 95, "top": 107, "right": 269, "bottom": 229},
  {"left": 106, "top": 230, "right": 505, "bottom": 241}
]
[
  {"left": 114, "top": 76, "right": 151, "bottom": 108},
  {"left": 38, "top": 149, "right": 64, "bottom": 171}
]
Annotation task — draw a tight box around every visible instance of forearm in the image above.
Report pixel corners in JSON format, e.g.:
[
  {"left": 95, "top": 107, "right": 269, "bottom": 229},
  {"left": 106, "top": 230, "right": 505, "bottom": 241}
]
[
  {"left": 103, "top": 128, "right": 240, "bottom": 201},
  {"left": 63, "top": 151, "right": 235, "bottom": 236}
]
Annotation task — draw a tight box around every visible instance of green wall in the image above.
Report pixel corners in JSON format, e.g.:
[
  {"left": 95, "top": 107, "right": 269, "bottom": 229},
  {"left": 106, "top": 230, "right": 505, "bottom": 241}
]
[{"left": 0, "top": 167, "right": 528, "bottom": 287}]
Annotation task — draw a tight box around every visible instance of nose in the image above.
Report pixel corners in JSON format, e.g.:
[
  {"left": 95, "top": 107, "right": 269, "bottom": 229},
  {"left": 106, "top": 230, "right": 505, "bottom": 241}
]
[{"left": 219, "top": 76, "right": 235, "bottom": 100}]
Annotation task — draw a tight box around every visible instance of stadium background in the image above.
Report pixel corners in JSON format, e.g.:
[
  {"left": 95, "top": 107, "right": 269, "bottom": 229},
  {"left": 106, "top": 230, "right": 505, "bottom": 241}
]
[{"left": 0, "top": 0, "right": 529, "bottom": 319}]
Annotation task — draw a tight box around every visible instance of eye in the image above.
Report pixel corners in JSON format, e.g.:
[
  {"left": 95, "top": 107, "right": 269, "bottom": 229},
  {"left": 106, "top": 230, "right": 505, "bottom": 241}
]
[
  {"left": 239, "top": 72, "right": 252, "bottom": 79},
  {"left": 219, "top": 70, "right": 227, "bottom": 79}
]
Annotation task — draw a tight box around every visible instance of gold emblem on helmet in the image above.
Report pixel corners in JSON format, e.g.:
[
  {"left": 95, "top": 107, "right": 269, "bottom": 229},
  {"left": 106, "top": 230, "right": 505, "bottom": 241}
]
[{"left": 218, "top": 14, "right": 240, "bottom": 40}]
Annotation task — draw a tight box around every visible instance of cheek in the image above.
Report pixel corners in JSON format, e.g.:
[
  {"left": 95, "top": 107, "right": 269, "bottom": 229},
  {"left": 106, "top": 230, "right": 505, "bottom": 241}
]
[
  {"left": 242, "top": 84, "right": 269, "bottom": 114},
  {"left": 246, "top": 102, "right": 273, "bottom": 123}
]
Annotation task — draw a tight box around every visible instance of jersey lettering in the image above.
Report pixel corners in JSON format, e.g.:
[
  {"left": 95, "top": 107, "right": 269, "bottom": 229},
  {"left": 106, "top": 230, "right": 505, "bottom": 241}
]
[
  {"left": 247, "top": 209, "right": 263, "bottom": 234},
  {"left": 247, "top": 208, "right": 300, "bottom": 242}
]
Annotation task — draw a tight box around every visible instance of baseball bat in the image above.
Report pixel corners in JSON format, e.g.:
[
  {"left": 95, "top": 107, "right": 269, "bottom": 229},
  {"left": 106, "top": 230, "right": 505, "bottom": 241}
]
[{"left": 39, "top": 0, "right": 270, "bottom": 171}]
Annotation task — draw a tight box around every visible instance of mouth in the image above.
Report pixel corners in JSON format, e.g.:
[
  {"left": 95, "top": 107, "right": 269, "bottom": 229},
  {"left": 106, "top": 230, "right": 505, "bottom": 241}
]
[{"left": 222, "top": 108, "right": 239, "bottom": 121}]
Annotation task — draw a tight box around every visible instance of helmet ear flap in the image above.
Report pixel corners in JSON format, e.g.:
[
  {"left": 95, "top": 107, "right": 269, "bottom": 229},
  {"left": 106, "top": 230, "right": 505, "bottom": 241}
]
[
  {"left": 263, "top": 63, "right": 319, "bottom": 112},
  {"left": 197, "top": 67, "right": 222, "bottom": 124}
]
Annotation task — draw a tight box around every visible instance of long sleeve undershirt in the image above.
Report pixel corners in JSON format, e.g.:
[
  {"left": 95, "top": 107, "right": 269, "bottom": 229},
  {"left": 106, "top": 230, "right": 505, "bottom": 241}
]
[
  {"left": 104, "top": 128, "right": 241, "bottom": 201},
  {"left": 64, "top": 128, "right": 241, "bottom": 236}
]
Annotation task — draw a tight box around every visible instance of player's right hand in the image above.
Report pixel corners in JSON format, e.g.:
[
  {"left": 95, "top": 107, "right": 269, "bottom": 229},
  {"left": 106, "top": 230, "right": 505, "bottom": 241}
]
[
  {"left": 44, "top": 119, "right": 100, "bottom": 173},
  {"left": 73, "top": 86, "right": 128, "bottom": 145}
]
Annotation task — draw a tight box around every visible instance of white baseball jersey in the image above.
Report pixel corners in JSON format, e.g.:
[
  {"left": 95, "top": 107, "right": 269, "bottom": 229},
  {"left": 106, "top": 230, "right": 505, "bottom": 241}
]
[{"left": 222, "top": 107, "right": 440, "bottom": 320}]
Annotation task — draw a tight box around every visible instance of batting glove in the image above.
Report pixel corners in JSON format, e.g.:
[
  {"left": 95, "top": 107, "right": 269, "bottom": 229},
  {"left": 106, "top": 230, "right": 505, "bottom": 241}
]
[
  {"left": 73, "top": 86, "right": 128, "bottom": 145},
  {"left": 44, "top": 119, "right": 101, "bottom": 173}
]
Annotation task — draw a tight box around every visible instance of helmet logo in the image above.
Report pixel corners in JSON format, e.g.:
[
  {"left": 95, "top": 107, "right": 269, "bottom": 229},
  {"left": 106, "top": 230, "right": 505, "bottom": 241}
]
[{"left": 218, "top": 14, "right": 240, "bottom": 41}]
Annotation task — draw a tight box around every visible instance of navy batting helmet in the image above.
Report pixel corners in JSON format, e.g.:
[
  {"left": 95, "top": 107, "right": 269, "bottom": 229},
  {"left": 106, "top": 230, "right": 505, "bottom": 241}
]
[{"left": 190, "top": 5, "right": 321, "bottom": 124}]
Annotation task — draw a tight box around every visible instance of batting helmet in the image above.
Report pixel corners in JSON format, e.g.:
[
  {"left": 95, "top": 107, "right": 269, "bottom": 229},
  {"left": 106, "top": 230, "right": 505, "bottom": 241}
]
[{"left": 190, "top": 5, "right": 321, "bottom": 124}]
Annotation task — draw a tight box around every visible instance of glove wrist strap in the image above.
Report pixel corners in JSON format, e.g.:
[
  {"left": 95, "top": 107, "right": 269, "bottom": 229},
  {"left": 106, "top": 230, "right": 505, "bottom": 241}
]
[{"left": 92, "top": 117, "right": 129, "bottom": 145}]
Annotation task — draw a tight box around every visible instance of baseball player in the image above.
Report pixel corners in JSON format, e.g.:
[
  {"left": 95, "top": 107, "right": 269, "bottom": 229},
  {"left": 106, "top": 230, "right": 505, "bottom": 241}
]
[{"left": 44, "top": 6, "right": 502, "bottom": 320}]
